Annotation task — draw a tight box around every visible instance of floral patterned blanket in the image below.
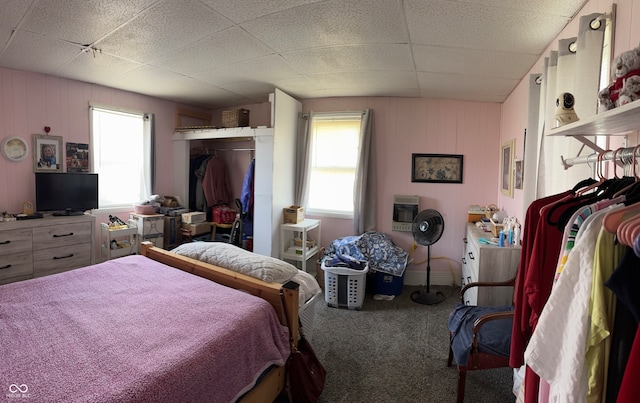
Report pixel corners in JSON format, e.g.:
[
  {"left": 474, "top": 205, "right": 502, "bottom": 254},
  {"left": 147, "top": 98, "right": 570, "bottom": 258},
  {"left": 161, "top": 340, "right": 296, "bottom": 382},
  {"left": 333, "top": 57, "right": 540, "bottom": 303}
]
[{"left": 324, "top": 231, "right": 408, "bottom": 277}]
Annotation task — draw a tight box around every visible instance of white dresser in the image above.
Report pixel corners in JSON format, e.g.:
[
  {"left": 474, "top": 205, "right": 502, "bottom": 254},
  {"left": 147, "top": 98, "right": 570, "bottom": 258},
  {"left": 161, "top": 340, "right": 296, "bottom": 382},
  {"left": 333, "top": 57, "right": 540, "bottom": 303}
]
[
  {"left": 461, "top": 223, "right": 521, "bottom": 306},
  {"left": 0, "top": 214, "right": 95, "bottom": 285}
]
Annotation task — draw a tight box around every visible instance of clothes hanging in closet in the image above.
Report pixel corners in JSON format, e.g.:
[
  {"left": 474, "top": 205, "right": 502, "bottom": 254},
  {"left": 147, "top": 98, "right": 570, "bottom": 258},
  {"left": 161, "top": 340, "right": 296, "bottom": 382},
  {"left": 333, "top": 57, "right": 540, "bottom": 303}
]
[
  {"left": 240, "top": 158, "right": 255, "bottom": 237},
  {"left": 189, "top": 154, "right": 211, "bottom": 211},
  {"left": 202, "top": 156, "right": 233, "bottom": 208},
  {"left": 514, "top": 177, "right": 640, "bottom": 403}
]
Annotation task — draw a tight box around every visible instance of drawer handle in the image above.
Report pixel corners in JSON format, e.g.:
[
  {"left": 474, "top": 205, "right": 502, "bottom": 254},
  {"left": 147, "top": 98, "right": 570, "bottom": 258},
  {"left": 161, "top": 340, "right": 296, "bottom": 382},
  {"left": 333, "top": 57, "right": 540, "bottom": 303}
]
[
  {"left": 466, "top": 276, "right": 471, "bottom": 283},
  {"left": 463, "top": 237, "right": 467, "bottom": 244},
  {"left": 53, "top": 232, "right": 74, "bottom": 238},
  {"left": 468, "top": 252, "right": 475, "bottom": 260},
  {"left": 462, "top": 257, "right": 466, "bottom": 264},
  {"left": 0, "top": 240, "right": 10, "bottom": 245},
  {"left": 0, "top": 264, "right": 11, "bottom": 270},
  {"left": 53, "top": 254, "right": 74, "bottom": 260}
]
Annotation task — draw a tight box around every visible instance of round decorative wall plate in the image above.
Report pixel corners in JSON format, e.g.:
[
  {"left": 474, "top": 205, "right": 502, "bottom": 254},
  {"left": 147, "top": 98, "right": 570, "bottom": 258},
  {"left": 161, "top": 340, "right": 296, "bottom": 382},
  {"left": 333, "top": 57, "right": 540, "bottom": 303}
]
[{"left": 1, "top": 136, "right": 29, "bottom": 162}]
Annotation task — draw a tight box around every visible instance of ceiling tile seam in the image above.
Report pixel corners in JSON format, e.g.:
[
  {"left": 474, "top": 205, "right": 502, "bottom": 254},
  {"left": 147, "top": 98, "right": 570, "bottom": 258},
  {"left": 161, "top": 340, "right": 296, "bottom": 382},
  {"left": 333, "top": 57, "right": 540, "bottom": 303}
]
[
  {"left": 398, "top": 0, "right": 423, "bottom": 95},
  {"left": 0, "top": 0, "right": 38, "bottom": 59},
  {"left": 410, "top": 43, "right": 540, "bottom": 58},
  {"left": 205, "top": 0, "right": 334, "bottom": 25}
]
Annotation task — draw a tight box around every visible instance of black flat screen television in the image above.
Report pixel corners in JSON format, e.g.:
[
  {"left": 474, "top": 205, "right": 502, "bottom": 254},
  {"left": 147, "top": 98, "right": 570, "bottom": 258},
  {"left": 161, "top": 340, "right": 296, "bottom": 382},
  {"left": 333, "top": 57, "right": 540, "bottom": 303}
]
[{"left": 35, "top": 173, "right": 98, "bottom": 216}]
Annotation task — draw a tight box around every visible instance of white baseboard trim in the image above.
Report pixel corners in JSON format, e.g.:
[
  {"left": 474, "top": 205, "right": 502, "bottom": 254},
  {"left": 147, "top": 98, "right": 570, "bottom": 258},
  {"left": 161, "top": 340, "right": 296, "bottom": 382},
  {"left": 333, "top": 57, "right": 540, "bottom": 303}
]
[{"left": 404, "top": 270, "right": 461, "bottom": 287}]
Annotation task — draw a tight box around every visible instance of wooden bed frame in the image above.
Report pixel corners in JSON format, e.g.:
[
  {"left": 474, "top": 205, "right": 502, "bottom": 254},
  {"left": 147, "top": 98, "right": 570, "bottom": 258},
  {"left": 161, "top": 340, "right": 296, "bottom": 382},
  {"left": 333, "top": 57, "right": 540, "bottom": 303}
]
[{"left": 140, "top": 242, "right": 299, "bottom": 403}]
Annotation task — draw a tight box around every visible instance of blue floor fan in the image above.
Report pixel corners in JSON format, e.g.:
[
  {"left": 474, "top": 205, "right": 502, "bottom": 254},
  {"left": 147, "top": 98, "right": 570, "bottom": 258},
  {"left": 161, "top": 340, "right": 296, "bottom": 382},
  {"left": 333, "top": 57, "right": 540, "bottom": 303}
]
[{"left": 410, "top": 209, "right": 446, "bottom": 305}]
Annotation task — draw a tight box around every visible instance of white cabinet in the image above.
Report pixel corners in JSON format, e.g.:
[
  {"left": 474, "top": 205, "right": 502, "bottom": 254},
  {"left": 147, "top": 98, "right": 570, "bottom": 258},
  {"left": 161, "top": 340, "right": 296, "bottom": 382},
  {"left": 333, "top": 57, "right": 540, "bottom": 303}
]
[
  {"left": 280, "top": 219, "right": 321, "bottom": 272},
  {"left": 100, "top": 222, "right": 138, "bottom": 260},
  {"left": 461, "top": 223, "right": 521, "bottom": 306},
  {"left": 129, "top": 213, "right": 164, "bottom": 249}
]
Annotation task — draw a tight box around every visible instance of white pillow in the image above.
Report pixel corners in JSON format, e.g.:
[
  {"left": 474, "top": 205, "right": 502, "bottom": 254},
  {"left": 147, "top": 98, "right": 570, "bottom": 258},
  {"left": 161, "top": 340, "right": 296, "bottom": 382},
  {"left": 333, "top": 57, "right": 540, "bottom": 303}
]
[{"left": 170, "top": 242, "right": 298, "bottom": 283}]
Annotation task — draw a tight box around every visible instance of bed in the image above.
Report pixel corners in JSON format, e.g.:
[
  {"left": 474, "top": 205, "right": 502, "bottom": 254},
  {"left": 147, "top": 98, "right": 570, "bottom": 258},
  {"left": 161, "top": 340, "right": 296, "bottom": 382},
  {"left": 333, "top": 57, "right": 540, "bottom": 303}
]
[{"left": 0, "top": 242, "right": 301, "bottom": 403}]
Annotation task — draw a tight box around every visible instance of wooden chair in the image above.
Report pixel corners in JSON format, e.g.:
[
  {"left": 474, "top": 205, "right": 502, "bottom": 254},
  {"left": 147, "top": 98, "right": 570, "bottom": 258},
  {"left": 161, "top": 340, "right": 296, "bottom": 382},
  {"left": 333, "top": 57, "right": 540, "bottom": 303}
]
[{"left": 447, "top": 276, "right": 516, "bottom": 403}]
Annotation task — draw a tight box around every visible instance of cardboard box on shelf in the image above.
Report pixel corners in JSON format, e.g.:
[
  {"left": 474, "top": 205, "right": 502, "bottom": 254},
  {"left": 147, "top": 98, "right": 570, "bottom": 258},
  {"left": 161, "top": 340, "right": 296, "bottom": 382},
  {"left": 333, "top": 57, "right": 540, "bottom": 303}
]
[
  {"left": 181, "top": 222, "right": 212, "bottom": 236},
  {"left": 283, "top": 205, "right": 305, "bottom": 224},
  {"left": 181, "top": 211, "right": 206, "bottom": 224}
]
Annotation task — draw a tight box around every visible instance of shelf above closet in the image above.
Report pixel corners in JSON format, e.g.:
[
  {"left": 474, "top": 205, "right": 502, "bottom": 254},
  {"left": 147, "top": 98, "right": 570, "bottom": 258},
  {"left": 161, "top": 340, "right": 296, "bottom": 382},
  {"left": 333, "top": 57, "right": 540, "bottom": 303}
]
[
  {"left": 546, "top": 100, "right": 640, "bottom": 137},
  {"left": 173, "top": 126, "right": 273, "bottom": 141}
]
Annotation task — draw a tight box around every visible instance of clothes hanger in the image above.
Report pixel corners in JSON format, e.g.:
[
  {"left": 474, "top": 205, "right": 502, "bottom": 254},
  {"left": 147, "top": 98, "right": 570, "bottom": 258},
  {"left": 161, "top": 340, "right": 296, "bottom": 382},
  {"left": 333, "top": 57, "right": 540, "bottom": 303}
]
[
  {"left": 612, "top": 145, "right": 640, "bottom": 198},
  {"left": 576, "top": 151, "right": 607, "bottom": 196},
  {"left": 603, "top": 145, "right": 640, "bottom": 234}
]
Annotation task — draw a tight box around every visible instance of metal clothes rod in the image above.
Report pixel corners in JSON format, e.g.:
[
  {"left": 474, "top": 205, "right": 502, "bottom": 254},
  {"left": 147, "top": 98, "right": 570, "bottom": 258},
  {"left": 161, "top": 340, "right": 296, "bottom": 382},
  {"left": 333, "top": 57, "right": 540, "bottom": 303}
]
[{"left": 562, "top": 146, "right": 640, "bottom": 169}]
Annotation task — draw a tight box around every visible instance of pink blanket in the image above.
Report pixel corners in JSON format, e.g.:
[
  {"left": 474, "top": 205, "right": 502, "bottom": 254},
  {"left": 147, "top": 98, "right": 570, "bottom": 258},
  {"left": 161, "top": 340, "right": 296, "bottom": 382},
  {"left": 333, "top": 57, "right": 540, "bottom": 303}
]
[{"left": 0, "top": 255, "right": 290, "bottom": 402}]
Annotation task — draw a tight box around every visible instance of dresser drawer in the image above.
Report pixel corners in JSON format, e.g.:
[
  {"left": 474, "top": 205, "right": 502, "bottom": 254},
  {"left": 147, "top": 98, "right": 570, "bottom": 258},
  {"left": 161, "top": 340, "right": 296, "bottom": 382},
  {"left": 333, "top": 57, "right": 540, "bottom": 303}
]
[
  {"left": 0, "top": 228, "right": 32, "bottom": 256},
  {"left": 0, "top": 251, "right": 33, "bottom": 282},
  {"left": 33, "top": 222, "right": 92, "bottom": 250},
  {"left": 33, "top": 243, "right": 92, "bottom": 277}
]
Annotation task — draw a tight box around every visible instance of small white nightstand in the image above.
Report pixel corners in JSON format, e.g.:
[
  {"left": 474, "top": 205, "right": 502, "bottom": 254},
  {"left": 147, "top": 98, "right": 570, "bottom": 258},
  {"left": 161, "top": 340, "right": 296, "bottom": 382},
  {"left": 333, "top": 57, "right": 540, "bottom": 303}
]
[{"left": 280, "top": 218, "right": 321, "bottom": 272}]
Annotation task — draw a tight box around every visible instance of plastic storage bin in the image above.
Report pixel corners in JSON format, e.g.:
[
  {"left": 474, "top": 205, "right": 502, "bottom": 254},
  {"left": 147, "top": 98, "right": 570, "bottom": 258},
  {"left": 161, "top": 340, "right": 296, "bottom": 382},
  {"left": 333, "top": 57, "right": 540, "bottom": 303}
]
[
  {"left": 371, "top": 270, "right": 405, "bottom": 296},
  {"left": 322, "top": 261, "right": 369, "bottom": 310}
]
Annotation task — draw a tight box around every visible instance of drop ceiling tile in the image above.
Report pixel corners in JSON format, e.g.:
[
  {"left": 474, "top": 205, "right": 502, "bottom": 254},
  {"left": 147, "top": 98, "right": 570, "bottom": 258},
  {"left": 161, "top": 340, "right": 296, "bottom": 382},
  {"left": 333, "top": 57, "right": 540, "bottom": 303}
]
[
  {"left": 405, "top": 0, "right": 571, "bottom": 53},
  {"left": 98, "top": 65, "right": 186, "bottom": 94},
  {"left": 201, "top": 0, "right": 325, "bottom": 24},
  {"left": 0, "top": 30, "right": 81, "bottom": 74},
  {"left": 417, "top": 71, "right": 517, "bottom": 102},
  {"left": 54, "top": 52, "right": 142, "bottom": 85},
  {"left": 193, "top": 54, "right": 301, "bottom": 86},
  {"left": 310, "top": 70, "right": 418, "bottom": 91},
  {"left": 456, "top": 0, "right": 589, "bottom": 17},
  {"left": 220, "top": 81, "right": 276, "bottom": 101},
  {"left": 241, "top": 0, "right": 407, "bottom": 52},
  {"left": 148, "top": 26, "right": 273, "bottom": 74},
  {"left": 0, "top": 0, "right": 32, "bottom": 28},
  {"left": 21, "top": 0, "right": 158, "bottom": 45},
  {"left": 282, "top": 44, "right": 414, "bottom": 74},
  {"left": 413, "top": 45, "right": 538, "bottom": 79},
  {"left": 0, "top": 26, "right": 12, "bottom": 48},
  {"left": 97, "top": 0, "right": 232, "bottom": 63}
]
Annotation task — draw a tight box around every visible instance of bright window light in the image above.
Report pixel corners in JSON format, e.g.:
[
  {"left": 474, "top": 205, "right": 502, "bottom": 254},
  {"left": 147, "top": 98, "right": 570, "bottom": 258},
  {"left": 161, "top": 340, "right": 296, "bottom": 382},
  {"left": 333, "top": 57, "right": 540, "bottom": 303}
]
[{"left": 307, "top": 113, "right": 362, "bottom": 217}]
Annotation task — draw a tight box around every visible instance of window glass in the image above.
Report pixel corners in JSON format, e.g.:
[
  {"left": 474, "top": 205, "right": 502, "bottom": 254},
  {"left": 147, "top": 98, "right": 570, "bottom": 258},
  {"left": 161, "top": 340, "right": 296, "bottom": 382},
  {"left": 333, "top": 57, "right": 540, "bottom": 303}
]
[
  {"left": 90, "top": 106, "right": 153, "bottom": 210},
  {"left": 307, "top": 113, "right": 362, "bottom": 217}
]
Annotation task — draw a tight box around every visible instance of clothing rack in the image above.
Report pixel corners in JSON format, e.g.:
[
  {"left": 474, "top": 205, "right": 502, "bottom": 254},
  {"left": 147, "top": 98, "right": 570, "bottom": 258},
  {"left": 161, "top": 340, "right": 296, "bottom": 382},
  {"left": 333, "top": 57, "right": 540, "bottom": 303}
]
[{"left": 561, "top": 146, "right": 640, "bottom": 169}]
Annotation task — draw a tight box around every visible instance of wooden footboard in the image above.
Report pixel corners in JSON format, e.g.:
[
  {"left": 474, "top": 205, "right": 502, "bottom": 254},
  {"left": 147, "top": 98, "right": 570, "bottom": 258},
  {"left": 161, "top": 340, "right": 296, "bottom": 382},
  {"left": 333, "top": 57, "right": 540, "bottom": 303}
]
[
  {"left": 140, "top": 243, "right": 297, "bottom": 402},
  {"left": 140, "top": 242, "right": 299, "bottom": 340}
]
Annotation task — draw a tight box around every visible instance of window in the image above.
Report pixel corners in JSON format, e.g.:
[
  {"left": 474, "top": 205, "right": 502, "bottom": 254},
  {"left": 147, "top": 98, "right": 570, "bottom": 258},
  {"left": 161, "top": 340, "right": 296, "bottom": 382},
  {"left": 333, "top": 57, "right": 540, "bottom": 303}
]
[
  {"left": 307, "top": 112, "right": 362, "bottom": 217},
  {"left": 90, "top": 105, "right": 154, "bottom": 211}
]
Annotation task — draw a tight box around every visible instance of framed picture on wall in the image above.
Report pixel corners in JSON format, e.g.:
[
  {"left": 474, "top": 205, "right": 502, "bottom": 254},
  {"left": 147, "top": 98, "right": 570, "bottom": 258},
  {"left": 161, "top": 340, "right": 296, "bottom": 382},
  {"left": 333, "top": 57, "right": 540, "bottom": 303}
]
[
  {"left": 514, "top": 159, "right": 523, "bottom": 190},
  {"left": 411, "top": 153, "right": 463, "bottom": 183},
  {"left": 33, "top": 134, "right": 62, "bottom": 172},
  {"left": 501, "top": 139, "right": 515, "bottom": 197},
  {"left": 66, "top": 142, "right": 90, "bottom": 173}
]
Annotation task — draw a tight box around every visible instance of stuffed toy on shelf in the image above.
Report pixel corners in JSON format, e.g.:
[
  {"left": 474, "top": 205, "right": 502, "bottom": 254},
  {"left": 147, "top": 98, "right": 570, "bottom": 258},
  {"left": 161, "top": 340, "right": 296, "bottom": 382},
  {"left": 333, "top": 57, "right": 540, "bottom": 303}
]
[{"left": 598, "top": 43, "right": 640, "bottom": 110}]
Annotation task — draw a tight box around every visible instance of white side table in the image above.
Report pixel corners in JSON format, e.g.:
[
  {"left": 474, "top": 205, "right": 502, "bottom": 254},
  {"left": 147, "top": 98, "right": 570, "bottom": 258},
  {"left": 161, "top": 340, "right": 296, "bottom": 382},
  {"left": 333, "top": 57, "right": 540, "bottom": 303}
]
[{"left": 280, "top": 218, "right": 321, "bottom": 272}]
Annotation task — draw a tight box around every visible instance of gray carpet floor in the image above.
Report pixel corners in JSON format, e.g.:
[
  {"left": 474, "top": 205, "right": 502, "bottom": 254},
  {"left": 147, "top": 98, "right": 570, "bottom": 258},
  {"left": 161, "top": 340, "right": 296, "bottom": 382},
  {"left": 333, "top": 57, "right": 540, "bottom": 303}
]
[{"left": 308, "top": 283, "right": 515, "bottom": 403}]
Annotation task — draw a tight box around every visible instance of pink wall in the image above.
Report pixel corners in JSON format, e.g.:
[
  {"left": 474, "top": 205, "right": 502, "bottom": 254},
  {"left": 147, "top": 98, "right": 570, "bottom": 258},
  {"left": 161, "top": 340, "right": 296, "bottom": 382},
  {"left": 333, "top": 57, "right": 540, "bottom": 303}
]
[
  {"left": 302, "top": 97, "right": 501, "bottom": 283},
  {"left": 499, "top": 0, "right": 640, "bottom": 224},
  {"left": 0, "top": 66, "right": 197, "bottom": 257}
]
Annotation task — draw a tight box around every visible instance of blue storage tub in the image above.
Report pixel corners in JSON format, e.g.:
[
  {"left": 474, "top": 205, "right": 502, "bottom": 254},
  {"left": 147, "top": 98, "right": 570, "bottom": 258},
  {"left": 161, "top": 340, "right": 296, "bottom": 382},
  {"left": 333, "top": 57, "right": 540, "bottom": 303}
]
[{"left": 372, "top": 270, "right": 405, "bottom": 296}]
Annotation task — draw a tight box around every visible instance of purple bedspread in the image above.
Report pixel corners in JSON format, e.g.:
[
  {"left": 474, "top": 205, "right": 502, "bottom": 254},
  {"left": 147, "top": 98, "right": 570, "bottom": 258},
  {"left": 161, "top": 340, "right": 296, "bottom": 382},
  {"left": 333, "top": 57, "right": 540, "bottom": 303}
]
[{"left": 0, "top": 255, "right": 290, "bottom": 402}]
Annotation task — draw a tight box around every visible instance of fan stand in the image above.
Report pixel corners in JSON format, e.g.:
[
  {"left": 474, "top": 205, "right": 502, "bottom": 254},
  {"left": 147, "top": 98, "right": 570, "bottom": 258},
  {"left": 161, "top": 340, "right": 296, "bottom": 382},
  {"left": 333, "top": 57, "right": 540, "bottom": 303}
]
[{"left": 410, "top": 244, "right": 445, "bottom": 305}]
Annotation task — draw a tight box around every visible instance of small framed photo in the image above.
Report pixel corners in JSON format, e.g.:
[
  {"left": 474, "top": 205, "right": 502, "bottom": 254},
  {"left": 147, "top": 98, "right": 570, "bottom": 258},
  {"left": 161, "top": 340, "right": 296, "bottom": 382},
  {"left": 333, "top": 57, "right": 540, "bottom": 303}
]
[
  {"left": 514, "top": 159, "right": 523, "bottom": 190},
  {"left": 501, "top": 139, "right": 515, "bottom": 197},
  {"left": 66, "top": 142, "right": 90, "bottom": 173},
  {"left": 411, "top": 153, "right": 463, "bottom": 183},
  {"left": 33, "top": 134, "right": 62, "bottom": 172}
]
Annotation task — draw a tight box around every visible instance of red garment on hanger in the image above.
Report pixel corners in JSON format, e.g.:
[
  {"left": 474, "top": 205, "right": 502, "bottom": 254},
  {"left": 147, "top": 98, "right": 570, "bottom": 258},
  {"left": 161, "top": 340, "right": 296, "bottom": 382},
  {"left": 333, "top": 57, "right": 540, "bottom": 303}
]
[{"left": 202, "top": 156, "right": 233, "bottom": 207}]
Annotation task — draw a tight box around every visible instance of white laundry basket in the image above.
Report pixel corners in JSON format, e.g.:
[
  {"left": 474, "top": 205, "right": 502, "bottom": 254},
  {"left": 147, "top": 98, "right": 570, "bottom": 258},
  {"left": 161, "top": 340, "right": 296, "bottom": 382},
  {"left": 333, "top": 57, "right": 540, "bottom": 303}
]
[{"left": 322, "top": 261, "right": 369, "bottom": 310}]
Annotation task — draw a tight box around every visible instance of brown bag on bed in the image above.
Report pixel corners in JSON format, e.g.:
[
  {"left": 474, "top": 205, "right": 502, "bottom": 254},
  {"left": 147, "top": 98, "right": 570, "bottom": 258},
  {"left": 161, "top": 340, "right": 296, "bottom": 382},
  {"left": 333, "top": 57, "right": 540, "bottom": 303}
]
[
  {"left": 287, "top": 333, "right": 327, "bottom": 403},
  {"left": 280, "top": 292, "right": 326, "bottom": 403}
]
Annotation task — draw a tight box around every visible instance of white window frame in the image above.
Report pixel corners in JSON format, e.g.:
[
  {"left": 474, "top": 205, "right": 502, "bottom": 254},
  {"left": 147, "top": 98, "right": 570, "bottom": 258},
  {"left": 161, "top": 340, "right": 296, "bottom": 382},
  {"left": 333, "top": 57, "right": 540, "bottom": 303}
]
[
  {"left": 89, "top": 104, "right": 154, "bottom": 214},
  {"left": 306, "top": 111, "right": 363, "bottom": 219}
]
